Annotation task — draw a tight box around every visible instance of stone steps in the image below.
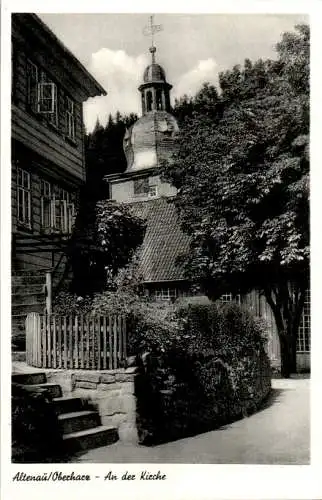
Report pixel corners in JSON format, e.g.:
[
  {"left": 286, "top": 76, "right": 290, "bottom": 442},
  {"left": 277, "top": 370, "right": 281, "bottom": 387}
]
[
  {"left": 62, "top": 425, "right": 118, "bottom": 452},
  {"left": 53, "top": 396, "right": 84, "bottom": 415},
  {"left": 12, "top": 371, "right": 119, "bottom": 456},
  {"left": 58, "top": 410, "right": 100, "bottom": 434},
  {"left": 23, "top": 383, "right": 63, "bottom": 398},
  {"left": 12, "top": 372, "right": 47, "bottom": 385}
]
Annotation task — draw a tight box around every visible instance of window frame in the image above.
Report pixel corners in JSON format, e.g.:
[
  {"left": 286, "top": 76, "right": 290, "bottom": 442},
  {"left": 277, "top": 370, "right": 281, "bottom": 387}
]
[
  {"left": 40, "top": 181, "right": 75, "bottom": 234},
  {"left": 296, "top": 289, "right": 310, "bottom": 353},
  {"left": 39, "top": 71, "right": 58, "bottom": 128},
  {"left": 154, "top": 288, "right": 177, "bottom": 302},
  {"left": 148, "top": 185, "right": 158, "bottom": 198},
  {"left": 65, "top": 96, "right": 76, "bottom": 142},
  {"left": 17, "top": 167, "right": 31, "bottom": 228},
  {"left": 26, "top": 59, "right": 58, "bottom": 128},
  {"left": 220, "top": 293, "right": 241, "bottom": 305}
]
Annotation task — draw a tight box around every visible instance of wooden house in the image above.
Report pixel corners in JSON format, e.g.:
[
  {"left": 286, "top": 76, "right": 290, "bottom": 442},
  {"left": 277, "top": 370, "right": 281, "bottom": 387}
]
[{"left": 11, "top": 13, "right": 106, "bottom": 348}]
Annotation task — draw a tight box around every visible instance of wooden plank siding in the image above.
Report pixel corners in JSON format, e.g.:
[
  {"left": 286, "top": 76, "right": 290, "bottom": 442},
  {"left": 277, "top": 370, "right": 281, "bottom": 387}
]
[
  {"left": 12, "top": 162, "right": 76, "bottom": 276},
  {"left": 243, "top": 290, "right": 281, "bottom": 364},
  {"left": 12, "top": 105, "right": 84, "bottom": 183},
  {"left": 11, "top": 35, "right": 86, "bottom": 183}
]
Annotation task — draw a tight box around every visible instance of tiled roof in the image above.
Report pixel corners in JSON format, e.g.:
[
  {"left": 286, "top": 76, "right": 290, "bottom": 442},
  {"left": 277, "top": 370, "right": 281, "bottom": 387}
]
[{"left": 129, "top": 197, "right": 191, "bottom": 282}]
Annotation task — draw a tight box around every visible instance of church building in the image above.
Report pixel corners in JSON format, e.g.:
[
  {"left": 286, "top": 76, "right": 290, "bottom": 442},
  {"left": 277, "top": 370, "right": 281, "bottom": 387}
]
[
  {"left": 105, "top": 39, "right": 310, "bottom": 372},
  {"left": 105, "top": 44, "right": 191, "bottom": 302}
]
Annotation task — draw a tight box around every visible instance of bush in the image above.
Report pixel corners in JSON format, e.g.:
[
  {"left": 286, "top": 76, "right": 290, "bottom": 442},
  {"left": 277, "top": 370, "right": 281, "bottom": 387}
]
[
  {"left": 53, "top": 292, "right": 93, "bottom": 315},
  {"left": 132, "top": 300, "right": 271, "bottom": 444},
  {"left": 12, "top": 384, "right": 63, "bottom": 463},
  {"left": 91, "top": 290, "right": 177, "bottom": 356}
]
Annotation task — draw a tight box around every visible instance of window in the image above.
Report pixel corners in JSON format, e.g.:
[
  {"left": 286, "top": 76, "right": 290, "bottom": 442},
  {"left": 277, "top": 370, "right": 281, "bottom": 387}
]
[
  {"left": 133, "top": 178, "right": 158, "bottom": 198},
  {"left": 39, "top": 72, "right": 58, "bottom": 127},
  {"left": 297, "top": 289, "right": 310, "bottom": 352},
  {"left": 134, "top": 178, "right": 149, "bottom": 196},
  {"left": 148, "top": 185, "right": 158, "bottom": 198},
  {"left": 17, "top": 168, "right": 31, "bottom": 226},
  {"left": 154, "top": 288, "right": 177, "bottom": 302},
  {"left": 41, "top": 181, "right": 75, "bottom": 234},
  {"left": 26, "top": 59, "right": 58, "bottom": 127},
  {"left": 220, "top": 293, "right": 241, "bottom": 304},
  {"left": 66, "top": 96, "right": 76, "bottom": 141}
]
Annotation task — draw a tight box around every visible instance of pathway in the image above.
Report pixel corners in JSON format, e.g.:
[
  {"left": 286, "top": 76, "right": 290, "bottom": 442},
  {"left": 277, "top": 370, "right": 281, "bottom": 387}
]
[{"left": 73, "top": 377, "right": 310, "bottom": 464}]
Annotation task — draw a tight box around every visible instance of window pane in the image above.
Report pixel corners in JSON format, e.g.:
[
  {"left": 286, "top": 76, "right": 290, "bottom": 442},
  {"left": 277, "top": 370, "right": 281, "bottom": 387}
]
[{"left": 134, "top": 178, "right": 149, "bottom": 195}]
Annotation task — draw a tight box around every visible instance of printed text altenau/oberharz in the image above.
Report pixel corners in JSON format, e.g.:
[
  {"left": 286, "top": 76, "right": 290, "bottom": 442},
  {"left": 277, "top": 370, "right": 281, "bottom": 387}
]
[{"left": 12, "top": 470, "right": 167, "bottom": 482}]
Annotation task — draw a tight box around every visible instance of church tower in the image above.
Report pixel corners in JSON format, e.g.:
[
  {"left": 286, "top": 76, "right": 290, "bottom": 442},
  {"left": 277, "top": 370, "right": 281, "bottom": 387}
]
[
  {"left": 123, "top": 42, "right": 179, "bottom": 173},
  {"left": 108, "top": 16, "right": 179, "bottom": 202}
]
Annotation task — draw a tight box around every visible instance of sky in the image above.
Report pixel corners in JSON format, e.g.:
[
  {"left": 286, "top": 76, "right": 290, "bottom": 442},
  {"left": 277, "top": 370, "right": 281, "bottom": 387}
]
[{"left": 39, "top": 13, "right": 308, "bottom": 132}]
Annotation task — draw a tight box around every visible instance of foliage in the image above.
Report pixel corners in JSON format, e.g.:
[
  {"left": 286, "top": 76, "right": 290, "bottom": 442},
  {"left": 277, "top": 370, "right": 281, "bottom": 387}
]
[
  {"left": 92, "top": 289, "right": 177, "bottom": 355},
  {"left": 12, "top": 384, "right": 62, "bottom": 463},
  {"left": 52, "top": 286, "right": 270, "bottom": 444},
  {"left": 162, "top": 24, "right": 310, "bottom": 377},
  {"left": 53, "top": 291, "right": 93, "bottom": 315},
  {"left": 133, "top": 300, "right": 271, "bottom": 444},
  {"left": 69, "top": 200, "right": 146, "bottom": 296}
]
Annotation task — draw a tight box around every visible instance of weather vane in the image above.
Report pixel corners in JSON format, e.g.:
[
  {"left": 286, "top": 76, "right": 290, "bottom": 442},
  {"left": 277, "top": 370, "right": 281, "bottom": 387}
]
[{"left": 143, "top": 15, "right": 163, "bottom": 63}]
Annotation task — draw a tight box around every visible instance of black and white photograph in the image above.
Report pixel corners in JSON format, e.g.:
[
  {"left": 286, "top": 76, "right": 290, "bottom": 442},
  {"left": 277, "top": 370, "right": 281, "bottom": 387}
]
[{"left": 2, "top": 2, "right": 321, "bottom": 499}]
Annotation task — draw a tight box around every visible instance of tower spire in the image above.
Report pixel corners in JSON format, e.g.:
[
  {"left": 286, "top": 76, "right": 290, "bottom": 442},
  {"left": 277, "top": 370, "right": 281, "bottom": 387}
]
[{"left": 143, "top": 15, "right": 163, "bottom": 64}]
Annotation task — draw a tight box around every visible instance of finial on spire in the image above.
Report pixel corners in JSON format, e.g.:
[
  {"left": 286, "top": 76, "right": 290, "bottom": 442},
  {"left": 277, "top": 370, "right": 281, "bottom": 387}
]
[{"left": 143, "top": 15, "right": 163, "bottom": 64}]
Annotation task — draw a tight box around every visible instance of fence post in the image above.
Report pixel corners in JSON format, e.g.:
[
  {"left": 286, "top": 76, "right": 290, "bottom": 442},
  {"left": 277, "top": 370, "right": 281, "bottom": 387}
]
[{"left": 45, "top": 271, "right": 52, "bottom": 314}]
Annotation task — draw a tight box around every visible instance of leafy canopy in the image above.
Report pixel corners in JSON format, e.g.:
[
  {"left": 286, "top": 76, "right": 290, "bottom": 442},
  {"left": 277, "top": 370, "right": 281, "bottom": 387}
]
[{"left": 163, "top": 24, "right": 309, "bottom": 297}]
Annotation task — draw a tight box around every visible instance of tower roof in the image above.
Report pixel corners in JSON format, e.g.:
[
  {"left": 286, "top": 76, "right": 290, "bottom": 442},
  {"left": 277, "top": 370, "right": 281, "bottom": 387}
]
[{"left": 143, "top": 63, "right": 167, "bottom": 83}]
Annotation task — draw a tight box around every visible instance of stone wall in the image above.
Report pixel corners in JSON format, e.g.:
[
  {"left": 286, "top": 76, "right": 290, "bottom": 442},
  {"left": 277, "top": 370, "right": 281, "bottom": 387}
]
[
  {"left": 71, "top": 368, "right": 138, "bottom": 444},
  {"left": 42, "top": 367, "right": 139, "bottom": 444},
  {"left": 135, "top": 350, "right": 272, "bottom": 445}
]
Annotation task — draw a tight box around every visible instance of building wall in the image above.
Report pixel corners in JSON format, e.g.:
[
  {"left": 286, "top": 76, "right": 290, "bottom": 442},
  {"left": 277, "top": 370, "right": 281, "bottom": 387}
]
[
  {"left": 12, "top": 20, "right": 86, "bottom": 184},
  {"left": 143, "top": 283, "right": 310, "bottom": 373},
  {"left": 111, "top": 174, "right": 177, "bottom": 203}
]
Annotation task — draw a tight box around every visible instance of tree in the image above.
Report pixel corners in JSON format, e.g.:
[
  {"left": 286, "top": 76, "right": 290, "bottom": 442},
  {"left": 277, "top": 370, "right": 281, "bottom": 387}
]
[
  {"left": 85, "top": 111, "right": 138, "bottom": 187},
  {"left": 162, "top": 24, "right": 309, "bottom": 377},
  {"left": 69, "top": 200, "right": 146, "bottom": 296}
]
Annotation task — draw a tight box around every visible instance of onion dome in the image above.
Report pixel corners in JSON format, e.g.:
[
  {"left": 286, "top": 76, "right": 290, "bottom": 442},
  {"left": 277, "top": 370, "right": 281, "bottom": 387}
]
[
  {"left": 124, "top": 111, "right": 179, "bottom": 172},
  {"left": 123, "top": 40, "right": 179, "bottom": 172}
]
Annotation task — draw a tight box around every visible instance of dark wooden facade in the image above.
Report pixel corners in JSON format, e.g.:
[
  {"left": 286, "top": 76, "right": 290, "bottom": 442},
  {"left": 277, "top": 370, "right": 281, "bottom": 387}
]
[{"left": 11, "top": 14, "right": 106, "bottom": 346}]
